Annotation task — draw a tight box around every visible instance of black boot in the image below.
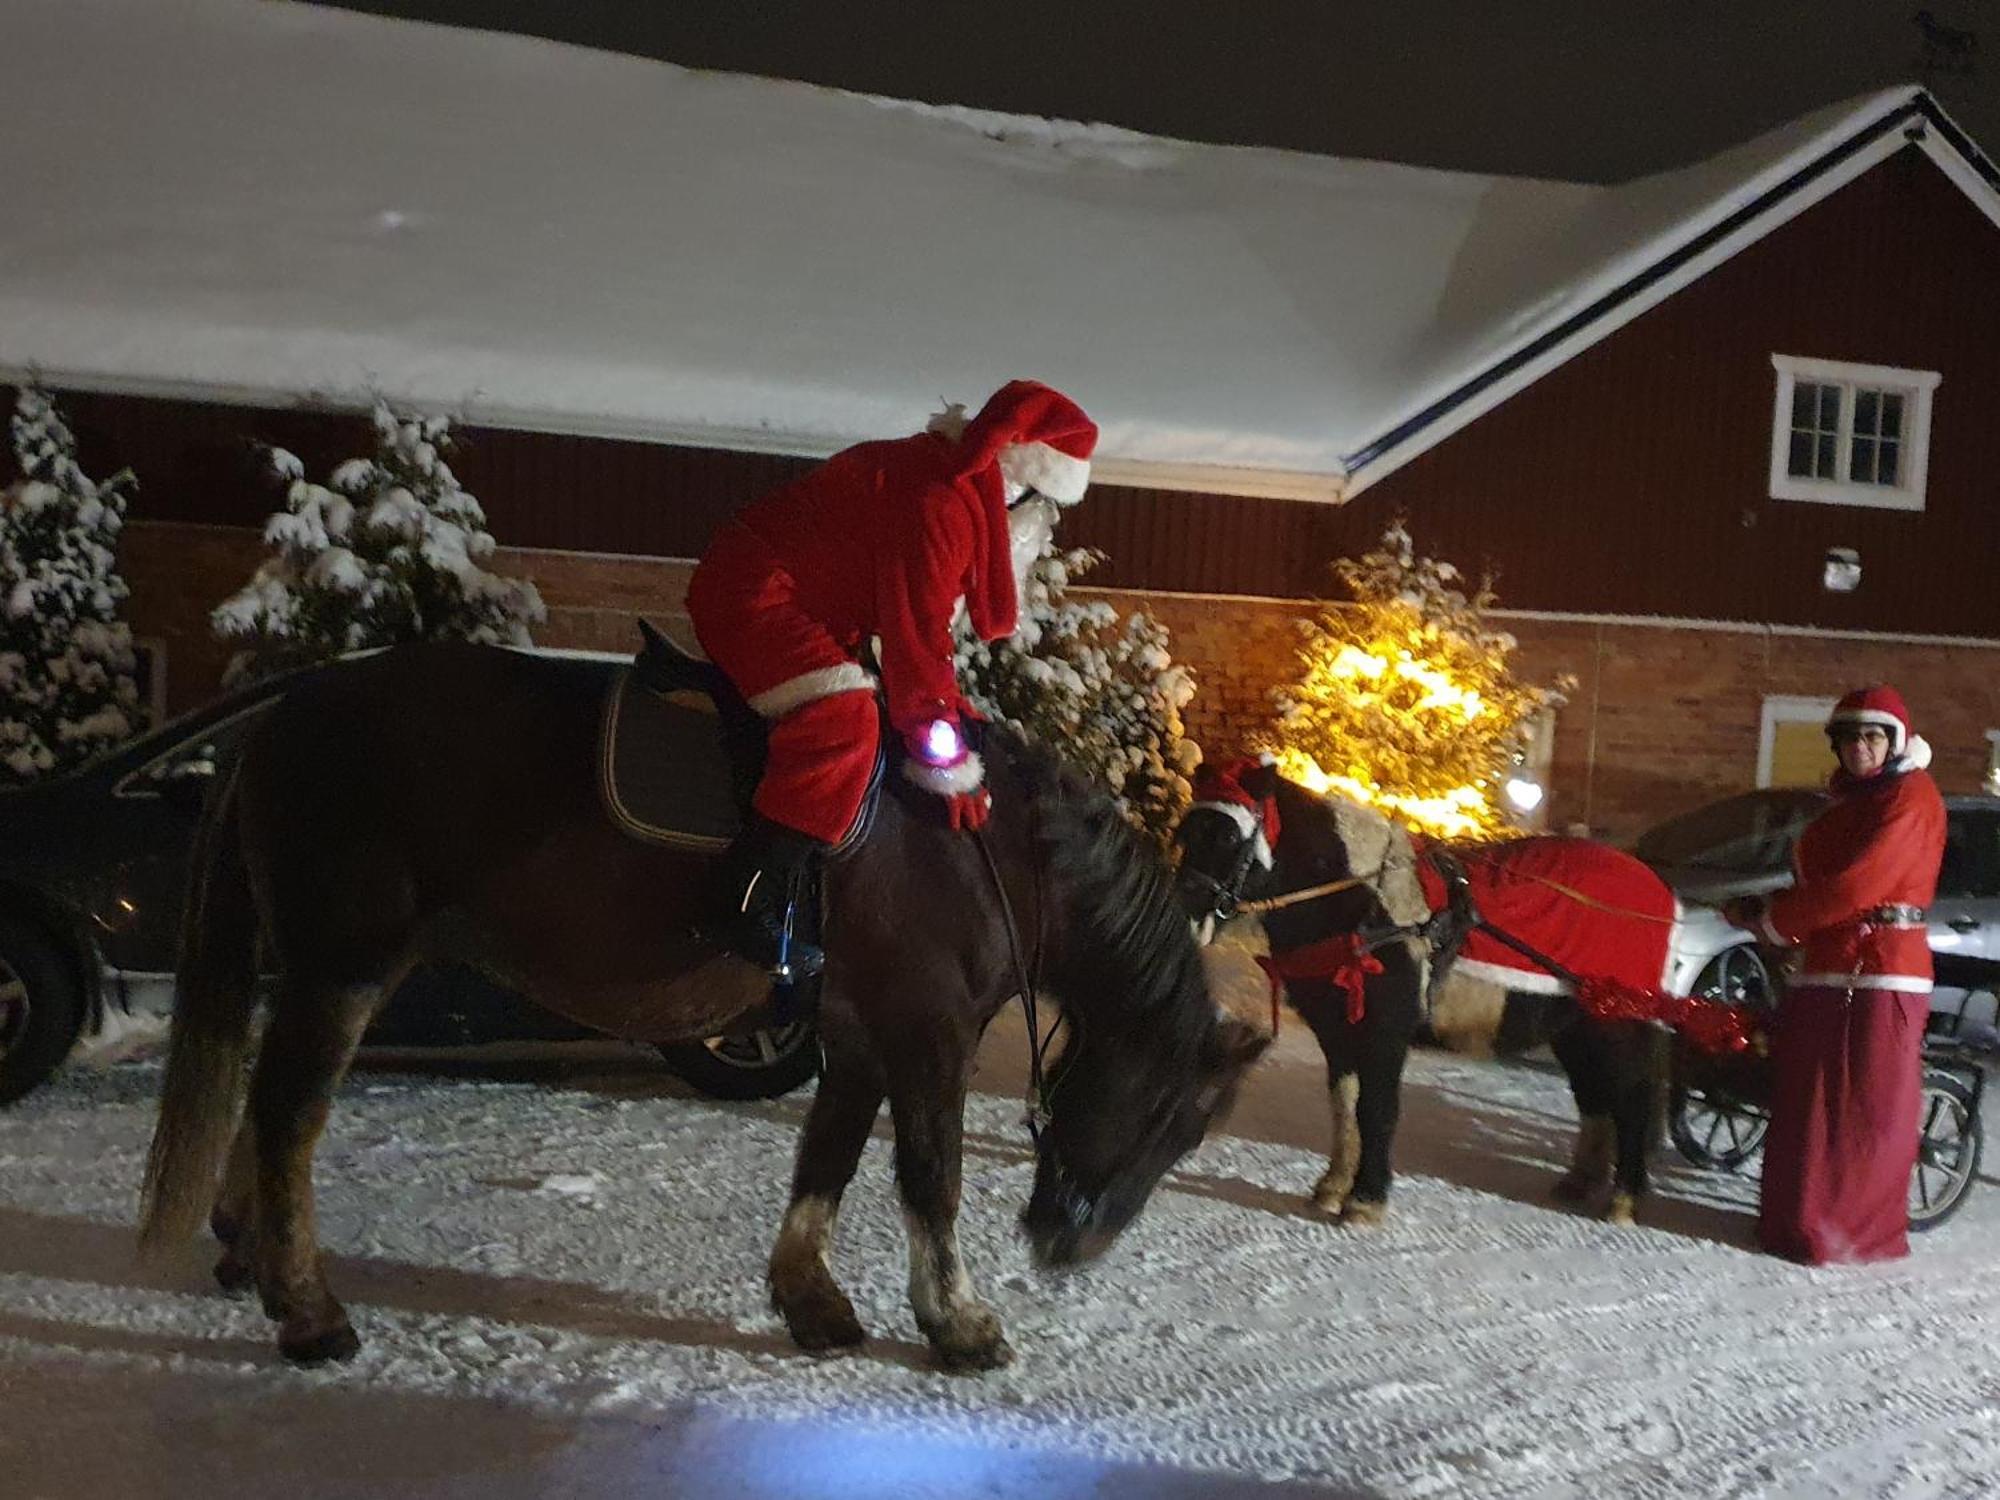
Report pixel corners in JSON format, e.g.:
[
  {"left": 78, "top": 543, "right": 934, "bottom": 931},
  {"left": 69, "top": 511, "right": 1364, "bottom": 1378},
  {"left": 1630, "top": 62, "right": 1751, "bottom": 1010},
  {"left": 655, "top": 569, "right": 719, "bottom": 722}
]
[{"left": 712, "top": 815, "right": 827, "bottom": 982}]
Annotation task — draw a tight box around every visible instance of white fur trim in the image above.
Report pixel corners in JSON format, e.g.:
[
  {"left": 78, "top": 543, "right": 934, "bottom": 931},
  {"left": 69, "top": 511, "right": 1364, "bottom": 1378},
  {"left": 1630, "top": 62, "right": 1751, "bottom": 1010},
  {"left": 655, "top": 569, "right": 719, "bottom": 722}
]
[
  {"left": 1190, "top": 800, "right": 1273, "bottom": 869},
  {"left": 998, "top": 441, "right": 1091, "bottom": 505},
  {"left": 1903, "top": 735, "right": 1933, "bottom": 770},
  {"left": 1450, "top": 955, "right": 1572, "bottom": 995},
  {"left": 748, "top": 662, "right": 877, "bottom": 719},
  {"left": 1659, "top": 895, "right": 1685, "bottom": 992},
  {"left": 903, "top": 749, "right": 984, "bottom": 796},
  {"left": 1757, "top": 912, "right": 1790, "bottom": 948},
  {"left": 1794, "top": 973, "right": 1933, "bottom": 993},
  {"left": 1826, "top": 706, "right": 1908, "bottom": 752}
]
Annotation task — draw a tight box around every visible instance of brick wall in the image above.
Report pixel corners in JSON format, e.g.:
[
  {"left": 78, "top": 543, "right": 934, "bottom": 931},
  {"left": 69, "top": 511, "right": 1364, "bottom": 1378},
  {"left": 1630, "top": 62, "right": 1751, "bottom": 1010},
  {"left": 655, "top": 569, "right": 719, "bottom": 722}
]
[{"left": 121, "top": 522, "right": 2000, "bottom": 843}]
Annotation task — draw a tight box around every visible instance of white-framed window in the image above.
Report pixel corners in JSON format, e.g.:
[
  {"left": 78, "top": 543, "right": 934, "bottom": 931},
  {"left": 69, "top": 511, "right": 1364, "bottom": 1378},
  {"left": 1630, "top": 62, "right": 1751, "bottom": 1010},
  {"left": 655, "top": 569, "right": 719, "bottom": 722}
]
[
  {"left": 1757, "top": 694, "right": 1837, "bottom": 789},
  {"left": 1768, "top": 355, "right": 1940, "bottom": 510}
]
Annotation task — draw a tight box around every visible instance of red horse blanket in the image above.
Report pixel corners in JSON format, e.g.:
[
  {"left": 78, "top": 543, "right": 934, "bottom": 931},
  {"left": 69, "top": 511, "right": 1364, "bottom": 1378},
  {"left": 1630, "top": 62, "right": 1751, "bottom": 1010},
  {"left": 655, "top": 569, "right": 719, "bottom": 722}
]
[{"left": 1416, "top": 836, "right": 1680, "bottom": 995}]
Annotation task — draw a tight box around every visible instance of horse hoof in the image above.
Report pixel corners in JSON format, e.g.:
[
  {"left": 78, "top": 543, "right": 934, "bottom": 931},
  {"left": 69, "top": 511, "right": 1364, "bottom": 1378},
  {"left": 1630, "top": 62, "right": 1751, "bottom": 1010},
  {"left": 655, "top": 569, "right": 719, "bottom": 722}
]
[
  {"left": 213, "top": 1254, "right": 257, "bottom": 1300},
  {"left": 1603, "top": 1193, "right": 1638, "bottom": 1227},
  {"left": 926, "top": 1305, "right": 1014, "bottom": 1374},
  {"left": 280, "top": 1321, "right": 361, "bottom": 1366},
  {"left": 773, "top": 1285, "right": 867, "bottom": 1353},
  {"left": 1338, "top": 1200, "right": 1387, "bottom": 1229}
]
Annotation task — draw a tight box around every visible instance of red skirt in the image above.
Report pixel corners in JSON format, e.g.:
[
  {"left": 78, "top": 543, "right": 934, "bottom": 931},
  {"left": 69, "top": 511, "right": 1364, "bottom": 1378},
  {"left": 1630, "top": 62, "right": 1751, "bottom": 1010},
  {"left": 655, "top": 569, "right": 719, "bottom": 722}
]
[{"left": 1758, "top": 985, "right": 1926, "bottom": 1265}]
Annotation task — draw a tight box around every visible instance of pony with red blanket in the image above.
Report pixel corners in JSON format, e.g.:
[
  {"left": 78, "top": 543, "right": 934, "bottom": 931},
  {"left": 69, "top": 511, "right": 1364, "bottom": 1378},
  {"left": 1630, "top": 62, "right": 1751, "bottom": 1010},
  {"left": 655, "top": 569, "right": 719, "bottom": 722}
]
[{"left": 1176, "top": 761, "right": 1689, "bottom": 1226}]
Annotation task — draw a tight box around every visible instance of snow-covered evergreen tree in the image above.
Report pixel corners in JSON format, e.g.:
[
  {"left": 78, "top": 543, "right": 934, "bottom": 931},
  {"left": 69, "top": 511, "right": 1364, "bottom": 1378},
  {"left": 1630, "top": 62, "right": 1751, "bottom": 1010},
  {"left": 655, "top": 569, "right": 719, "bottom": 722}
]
[
  {"left": 213, "top": 403, "right": 545, "bottom": 682},
  {"left": 0, "top": 385, "right": 142, "bottom": 784},
  {"left": 1273, "top": 520, "right": 1569, "bottom": 838},
  {"left": 957, "top": 531, "right": 1200, "bottom": 844}
]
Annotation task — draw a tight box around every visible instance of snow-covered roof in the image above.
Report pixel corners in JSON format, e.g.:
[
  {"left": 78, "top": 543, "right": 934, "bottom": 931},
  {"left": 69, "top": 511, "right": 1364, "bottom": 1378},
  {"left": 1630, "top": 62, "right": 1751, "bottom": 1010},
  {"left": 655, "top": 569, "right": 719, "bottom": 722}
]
[{"left": 4, "top": 1, "right": 1997, "bottom": 501}]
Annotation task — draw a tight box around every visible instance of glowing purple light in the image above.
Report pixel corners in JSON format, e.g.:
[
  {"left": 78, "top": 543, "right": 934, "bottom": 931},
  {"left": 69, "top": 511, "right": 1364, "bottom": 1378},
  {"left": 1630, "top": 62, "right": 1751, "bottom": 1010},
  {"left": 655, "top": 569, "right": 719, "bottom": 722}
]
[{"left": 920, "top": 719, "right": 962, "bottom": 765}]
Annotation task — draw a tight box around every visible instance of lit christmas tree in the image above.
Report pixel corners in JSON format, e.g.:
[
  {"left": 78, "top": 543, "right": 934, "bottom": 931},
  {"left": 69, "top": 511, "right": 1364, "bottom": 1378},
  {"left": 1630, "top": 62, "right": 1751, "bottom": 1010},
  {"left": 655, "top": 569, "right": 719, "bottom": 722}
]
[
  {"left": 1271, "top": 521, "right": 1568, "bottom": 838},
  {"left": 214, "top": 402, "right": 545, "bottom": 682},
  {"left": 957, "top": 530, "right": 1200, "bottom": 844},
  {"left": 0, "top": 385, "right": 142, "bottom": 784}
]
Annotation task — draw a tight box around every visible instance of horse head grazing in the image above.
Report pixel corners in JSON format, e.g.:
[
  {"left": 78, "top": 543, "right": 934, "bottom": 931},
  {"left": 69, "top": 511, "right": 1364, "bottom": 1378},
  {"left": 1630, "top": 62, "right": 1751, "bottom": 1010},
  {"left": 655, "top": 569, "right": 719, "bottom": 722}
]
[{"left": 999, "top": 745, "right": 1271, "bottom": 1268}]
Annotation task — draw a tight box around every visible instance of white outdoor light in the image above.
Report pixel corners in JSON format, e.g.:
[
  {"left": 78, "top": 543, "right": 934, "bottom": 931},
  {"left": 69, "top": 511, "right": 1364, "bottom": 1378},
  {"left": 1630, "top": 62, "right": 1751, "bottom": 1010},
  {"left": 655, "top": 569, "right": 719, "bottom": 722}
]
[{"left": 1823, "top": 547, "right": 1861, "bottom": 593}]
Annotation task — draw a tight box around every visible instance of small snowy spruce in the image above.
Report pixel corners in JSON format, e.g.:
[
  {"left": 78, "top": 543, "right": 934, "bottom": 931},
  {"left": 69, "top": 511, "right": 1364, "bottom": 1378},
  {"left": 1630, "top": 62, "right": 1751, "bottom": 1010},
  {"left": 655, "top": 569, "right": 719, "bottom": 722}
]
[
  {"left": 0, "top": 385, "right": 142, "bottom": 784},
  {"left": 957, "top": 539, "right": 1200, "bottom": 844},
  {"left": 1274, "top": 520, "right": 1570, "bottom": 836},
  {"left": 213, "top": 403, "right": 545, "bottom": 683}
]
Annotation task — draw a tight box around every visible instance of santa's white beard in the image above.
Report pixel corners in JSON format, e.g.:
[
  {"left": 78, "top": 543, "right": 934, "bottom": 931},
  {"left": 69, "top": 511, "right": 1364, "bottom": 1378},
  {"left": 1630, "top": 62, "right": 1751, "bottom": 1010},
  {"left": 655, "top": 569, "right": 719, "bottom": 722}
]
[{"left": 1007, "top": 497, "right": 1058, "bottom": 604}]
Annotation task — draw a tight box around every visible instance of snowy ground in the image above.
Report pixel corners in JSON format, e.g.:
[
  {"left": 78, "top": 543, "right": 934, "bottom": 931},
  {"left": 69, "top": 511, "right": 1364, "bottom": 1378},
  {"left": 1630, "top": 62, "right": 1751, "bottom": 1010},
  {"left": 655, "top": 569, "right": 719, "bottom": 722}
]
[{"left": 4, "top": 1013, "right": 1999, "bottom": 1499}]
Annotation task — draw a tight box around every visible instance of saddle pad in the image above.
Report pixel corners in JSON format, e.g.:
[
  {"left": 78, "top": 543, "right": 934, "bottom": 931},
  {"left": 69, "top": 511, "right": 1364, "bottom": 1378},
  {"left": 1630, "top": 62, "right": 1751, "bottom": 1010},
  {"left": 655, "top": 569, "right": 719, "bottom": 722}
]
[
  {"left": 1418, "top": 836, "right": 1680, "bottom": 996},
  {"left": 597, "top": 670, "right": 741, "bottom": 851}
]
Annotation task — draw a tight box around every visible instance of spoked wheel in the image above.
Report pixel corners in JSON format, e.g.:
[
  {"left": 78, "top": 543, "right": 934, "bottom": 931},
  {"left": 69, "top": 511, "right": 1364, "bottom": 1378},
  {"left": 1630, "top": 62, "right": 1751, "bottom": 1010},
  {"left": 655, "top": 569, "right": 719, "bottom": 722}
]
[
  {"left": 1668, "top": 942, "right": 1776, "bottom": 1171},
  {"left": 1909, "top": 1067, "right": 1982, "bottom": 1232},
  {"left": 1668, "top": 1084, "right": 1771, "bottom": 1170},
  {"left": 656, "top": 1019, "right": 820, "bottom": 1101}
]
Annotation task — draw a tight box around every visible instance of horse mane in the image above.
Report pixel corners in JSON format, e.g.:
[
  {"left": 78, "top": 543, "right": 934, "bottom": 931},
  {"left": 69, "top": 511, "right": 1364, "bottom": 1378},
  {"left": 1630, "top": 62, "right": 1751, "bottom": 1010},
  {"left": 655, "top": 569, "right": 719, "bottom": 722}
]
[{"left": 986, "top": 728, "right": 1210, "bottom": 1050}]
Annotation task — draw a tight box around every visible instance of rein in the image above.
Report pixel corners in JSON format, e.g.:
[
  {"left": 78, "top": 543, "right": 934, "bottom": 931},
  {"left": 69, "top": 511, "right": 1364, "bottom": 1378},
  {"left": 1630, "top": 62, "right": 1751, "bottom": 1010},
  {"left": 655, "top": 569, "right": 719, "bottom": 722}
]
[
  {"left": 972, "top": 819, "right": 1059, "bottom": 1145},
  {"left": 1238, "top": 869, "right": 1398, "bottom": 915}
]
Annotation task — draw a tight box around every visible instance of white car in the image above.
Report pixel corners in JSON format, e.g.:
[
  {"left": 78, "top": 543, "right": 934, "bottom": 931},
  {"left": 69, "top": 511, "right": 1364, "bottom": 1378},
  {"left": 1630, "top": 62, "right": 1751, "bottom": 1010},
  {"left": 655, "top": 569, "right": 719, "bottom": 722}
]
[{"left": 1636, "top": 788, "right": 2000, "bottom": 1036}]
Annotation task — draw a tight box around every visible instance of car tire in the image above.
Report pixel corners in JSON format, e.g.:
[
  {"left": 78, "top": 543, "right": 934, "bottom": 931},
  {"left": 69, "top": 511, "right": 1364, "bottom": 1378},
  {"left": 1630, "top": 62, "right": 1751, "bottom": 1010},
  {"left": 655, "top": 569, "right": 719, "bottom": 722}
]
[
  {"left": 657, "top": 1020, "right": 820, "bottom": 1101},
  {"left": 0, "top": 912, "right": 88, "bottom": 1107}
]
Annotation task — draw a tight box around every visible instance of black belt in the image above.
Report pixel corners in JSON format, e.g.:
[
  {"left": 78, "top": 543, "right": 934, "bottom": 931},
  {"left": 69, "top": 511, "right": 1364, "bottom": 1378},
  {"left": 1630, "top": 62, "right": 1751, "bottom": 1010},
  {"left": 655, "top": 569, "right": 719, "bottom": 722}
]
[{"left": 1858, "top": 904, "right": 1926, "bottom": 925}]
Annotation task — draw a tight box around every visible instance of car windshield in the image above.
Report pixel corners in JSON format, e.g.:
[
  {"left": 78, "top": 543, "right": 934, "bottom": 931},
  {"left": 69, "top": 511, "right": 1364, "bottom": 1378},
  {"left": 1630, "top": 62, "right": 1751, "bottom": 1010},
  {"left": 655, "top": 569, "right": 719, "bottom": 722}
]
[{"left": 1633, "top": 789, "right": 1824, "bottom": 874}]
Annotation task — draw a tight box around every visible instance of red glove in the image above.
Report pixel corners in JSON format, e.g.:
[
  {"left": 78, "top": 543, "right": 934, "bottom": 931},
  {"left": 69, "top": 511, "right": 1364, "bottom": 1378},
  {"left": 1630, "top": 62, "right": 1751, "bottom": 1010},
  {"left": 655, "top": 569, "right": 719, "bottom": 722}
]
[
  {"left": 944, "top": 787, "right": 992, "bottom": 831},
  {"left": 902, "top": 718, "right": 988, "bottom": 833}
]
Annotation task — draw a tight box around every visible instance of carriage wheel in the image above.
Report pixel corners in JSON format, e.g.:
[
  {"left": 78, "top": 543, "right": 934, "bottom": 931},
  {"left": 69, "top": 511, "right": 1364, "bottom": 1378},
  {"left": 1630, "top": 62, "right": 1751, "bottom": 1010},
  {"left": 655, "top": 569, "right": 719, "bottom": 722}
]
[
  {"left": 1667, "top": 943, "right": 1775, "bottom": 1170},
  {"left": 1668, "top": 1083, "right": 1770, "bottom": 1170},
  {"left": 1909, "top": 1067, "right": 1982, "bottom": 1232}
]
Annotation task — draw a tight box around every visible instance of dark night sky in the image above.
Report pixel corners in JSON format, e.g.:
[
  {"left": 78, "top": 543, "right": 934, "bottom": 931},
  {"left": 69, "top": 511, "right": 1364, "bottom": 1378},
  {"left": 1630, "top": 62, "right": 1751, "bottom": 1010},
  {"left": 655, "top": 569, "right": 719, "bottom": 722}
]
[{"left": 308, "top": 1, "right": 2000, "bottom": 182}]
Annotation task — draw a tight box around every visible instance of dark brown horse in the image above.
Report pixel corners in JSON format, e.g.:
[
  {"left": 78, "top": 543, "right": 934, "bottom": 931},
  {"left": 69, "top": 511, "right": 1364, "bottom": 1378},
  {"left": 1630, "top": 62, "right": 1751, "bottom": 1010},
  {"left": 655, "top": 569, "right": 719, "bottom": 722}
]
[
  {"left": 139, "top": 643, "right": 1267, "bottom": 1370},
  {"left": 1175, "top": 765, "right": 1666, "bottom": 1226}
]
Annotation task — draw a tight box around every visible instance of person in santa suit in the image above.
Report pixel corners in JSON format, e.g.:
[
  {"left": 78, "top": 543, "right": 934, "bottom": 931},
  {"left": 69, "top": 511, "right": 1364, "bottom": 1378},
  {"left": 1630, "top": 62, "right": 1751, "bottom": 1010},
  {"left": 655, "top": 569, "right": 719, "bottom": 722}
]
[
  {"left": 685, "top": 380, "right": 1098, "bottom": 978},
  {"left": 1724, "top": 684, "right": 1946, "bottom": 1264}
]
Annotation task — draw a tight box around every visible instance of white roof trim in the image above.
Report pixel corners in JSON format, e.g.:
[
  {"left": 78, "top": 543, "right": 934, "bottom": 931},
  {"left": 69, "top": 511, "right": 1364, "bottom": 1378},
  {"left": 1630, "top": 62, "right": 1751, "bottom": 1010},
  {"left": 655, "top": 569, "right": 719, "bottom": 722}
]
[{"left": 1343, "top": 94, "right": 1996, "bottom": 496}]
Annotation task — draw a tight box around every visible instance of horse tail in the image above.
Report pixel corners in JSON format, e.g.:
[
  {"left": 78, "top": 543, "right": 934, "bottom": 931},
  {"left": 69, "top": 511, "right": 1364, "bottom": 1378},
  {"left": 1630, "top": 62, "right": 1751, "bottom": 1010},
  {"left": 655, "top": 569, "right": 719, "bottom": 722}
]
[{"left": 139, "top": 757, "right": 261, "bottom": 1259}]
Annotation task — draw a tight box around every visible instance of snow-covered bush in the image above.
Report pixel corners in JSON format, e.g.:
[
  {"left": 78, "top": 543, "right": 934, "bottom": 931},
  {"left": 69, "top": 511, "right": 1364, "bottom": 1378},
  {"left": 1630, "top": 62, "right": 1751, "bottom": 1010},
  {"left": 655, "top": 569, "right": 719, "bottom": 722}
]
[
  {"left": 0, "top": 385, "right": 142, "bottom": 784},
  {"left": 213, "top": 403, "right": 545, "bottom": 683},
  {"left": 958, "top": 536, "right": 1200, "bottom": 844}
]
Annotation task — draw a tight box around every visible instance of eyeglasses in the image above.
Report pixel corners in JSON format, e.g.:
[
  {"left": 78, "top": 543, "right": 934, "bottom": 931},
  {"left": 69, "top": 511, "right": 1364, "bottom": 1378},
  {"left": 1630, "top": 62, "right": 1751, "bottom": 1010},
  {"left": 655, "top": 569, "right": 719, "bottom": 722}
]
[{"left": 1829, "top": 726, "right": 1891, "bottom": 746}]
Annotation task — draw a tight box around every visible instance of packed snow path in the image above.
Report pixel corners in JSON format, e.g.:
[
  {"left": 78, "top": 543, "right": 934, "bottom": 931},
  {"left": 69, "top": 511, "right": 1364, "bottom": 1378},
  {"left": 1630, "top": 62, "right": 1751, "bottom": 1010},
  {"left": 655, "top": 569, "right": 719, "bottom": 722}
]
[{"left": 3, "top": 1016, "right": 1998, "bottom": 1498}]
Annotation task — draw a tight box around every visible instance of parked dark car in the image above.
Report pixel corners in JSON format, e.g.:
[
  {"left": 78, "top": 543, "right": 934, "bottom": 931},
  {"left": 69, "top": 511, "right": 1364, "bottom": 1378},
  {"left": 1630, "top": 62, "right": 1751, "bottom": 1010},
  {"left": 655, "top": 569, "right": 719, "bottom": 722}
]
[
  {"left": 0, "top": 652, "right": 817, "bottom": 1105},
  {"left": 1634, "top": 786, "right": 2000, "bottom": 1029}
]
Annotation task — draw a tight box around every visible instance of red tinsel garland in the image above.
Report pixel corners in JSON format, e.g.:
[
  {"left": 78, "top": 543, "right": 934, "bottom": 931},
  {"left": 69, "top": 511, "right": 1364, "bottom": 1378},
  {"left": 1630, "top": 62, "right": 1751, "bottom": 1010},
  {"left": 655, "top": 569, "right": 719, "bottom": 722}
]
[{"left": 1574, "top": 975, "right": 1764, "bottom": 1055}]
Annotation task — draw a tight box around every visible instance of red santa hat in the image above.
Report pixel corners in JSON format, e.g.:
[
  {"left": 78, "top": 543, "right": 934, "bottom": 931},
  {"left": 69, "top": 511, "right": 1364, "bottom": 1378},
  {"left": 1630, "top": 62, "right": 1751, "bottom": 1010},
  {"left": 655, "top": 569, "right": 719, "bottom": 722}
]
[
  {"left": 1826, "top": 683, "right": 1931, "bottom": 768},
  {"left": 934, "top": 380, "right": 1099, "bottom": 505},
  {"left": 1190, "top": 756, "right": 1282, "bottom": 868}
]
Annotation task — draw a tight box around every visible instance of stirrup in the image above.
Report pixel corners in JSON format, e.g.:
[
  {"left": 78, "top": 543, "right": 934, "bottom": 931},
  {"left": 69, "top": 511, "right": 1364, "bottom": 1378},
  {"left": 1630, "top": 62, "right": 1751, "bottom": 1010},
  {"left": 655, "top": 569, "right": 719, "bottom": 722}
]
[{"left": 728, "top": 870, "right": 825, "bottom": 982}]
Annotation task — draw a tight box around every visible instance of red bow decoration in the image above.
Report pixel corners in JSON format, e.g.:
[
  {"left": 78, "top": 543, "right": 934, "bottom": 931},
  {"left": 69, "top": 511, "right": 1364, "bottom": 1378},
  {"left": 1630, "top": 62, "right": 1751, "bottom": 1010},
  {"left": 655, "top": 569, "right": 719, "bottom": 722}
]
[
  {"left": 1573, "top": 975, "right": 1763, "bottom": 1055},
  {"left": 1256, "top": 933, "right": 1384, "bottom": 1025}
]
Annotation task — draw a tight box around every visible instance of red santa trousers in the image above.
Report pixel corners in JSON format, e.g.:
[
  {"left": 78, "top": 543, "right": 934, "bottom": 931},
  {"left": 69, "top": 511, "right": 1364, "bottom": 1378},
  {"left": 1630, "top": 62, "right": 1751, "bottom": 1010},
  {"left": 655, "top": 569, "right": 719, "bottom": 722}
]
[
  {"left": 687, "top": 526, "right": 879, "bottom": 846},
  {"left": 1758, "top": 985, "right": 1926, "bottom": 1265}
]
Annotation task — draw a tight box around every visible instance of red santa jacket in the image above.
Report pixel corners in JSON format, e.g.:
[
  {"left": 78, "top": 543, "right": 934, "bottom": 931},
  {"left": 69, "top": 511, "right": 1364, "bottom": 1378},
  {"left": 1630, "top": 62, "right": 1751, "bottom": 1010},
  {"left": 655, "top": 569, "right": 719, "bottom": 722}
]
[
  {"left": 713, "top": 429, "right": 1017, "bottom": 737},
  {"left": 1759, "top": 766, "right": 1946, "bottom": 991}
]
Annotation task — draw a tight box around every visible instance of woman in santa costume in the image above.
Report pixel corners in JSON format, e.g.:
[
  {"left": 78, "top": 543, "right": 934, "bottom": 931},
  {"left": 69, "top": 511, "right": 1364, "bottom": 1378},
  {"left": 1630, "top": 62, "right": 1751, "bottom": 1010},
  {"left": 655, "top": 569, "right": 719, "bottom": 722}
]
[
  {"left": 685, "top": 380, "right": 1098, "bottom": 978},
  {"left": 1727, "top": 684, "right": 1946, "bottom": 1264}
]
